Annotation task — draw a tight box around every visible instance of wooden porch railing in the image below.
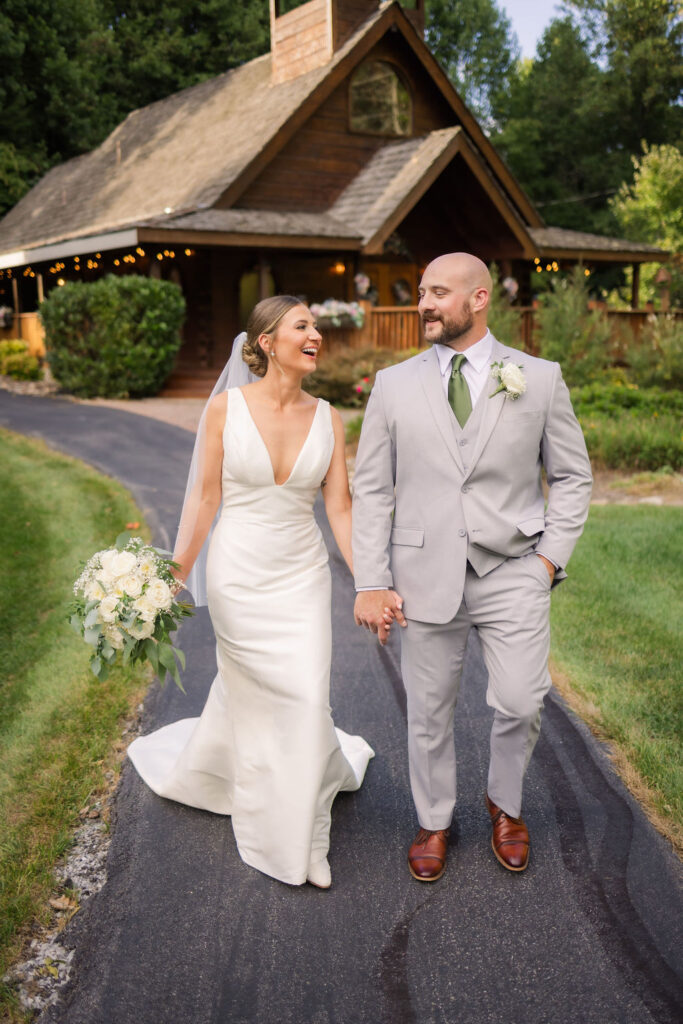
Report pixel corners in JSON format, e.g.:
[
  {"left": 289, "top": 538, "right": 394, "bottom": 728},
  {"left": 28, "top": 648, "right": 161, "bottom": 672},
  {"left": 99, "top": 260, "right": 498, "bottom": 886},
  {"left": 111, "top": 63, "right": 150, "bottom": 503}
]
[{"left": 321, "top": 305, "right": 682, "bottom": 357}]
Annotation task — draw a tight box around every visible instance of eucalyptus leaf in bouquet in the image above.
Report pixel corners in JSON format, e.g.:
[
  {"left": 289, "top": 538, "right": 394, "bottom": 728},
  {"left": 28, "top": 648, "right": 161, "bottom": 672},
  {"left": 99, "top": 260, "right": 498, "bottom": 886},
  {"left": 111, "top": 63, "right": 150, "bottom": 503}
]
[{"left": 70, "top": 532, "right": 193, "bottom": 690}]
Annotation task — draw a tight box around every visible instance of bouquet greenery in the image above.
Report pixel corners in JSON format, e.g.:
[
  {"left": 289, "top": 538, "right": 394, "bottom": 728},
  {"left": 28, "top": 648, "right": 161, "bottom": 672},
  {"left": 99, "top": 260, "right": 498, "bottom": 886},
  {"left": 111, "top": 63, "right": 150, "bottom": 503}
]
[{"left": 70, "top": 532, "right": 192, "bottom": 690}]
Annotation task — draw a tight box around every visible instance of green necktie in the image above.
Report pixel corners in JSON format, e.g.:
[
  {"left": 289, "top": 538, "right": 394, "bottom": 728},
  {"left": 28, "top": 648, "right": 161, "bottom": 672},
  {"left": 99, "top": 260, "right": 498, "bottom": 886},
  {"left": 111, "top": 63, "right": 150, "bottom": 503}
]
[{"left": 448, "top": 353, "right": 472, "bottom": 427}]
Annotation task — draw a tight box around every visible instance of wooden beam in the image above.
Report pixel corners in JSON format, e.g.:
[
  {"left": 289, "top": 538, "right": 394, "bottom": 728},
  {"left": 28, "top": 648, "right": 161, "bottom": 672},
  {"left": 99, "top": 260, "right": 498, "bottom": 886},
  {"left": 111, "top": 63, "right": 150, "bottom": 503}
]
[{"left": 137, "top": 228, "right": 361, "bottom": 251}]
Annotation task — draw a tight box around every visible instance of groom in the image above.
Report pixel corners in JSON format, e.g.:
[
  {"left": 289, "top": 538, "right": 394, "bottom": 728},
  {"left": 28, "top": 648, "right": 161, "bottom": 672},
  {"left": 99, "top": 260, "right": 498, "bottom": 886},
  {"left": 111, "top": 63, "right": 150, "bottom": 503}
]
[{"left": 352, "top": 253, "right": 592, "bottom": 878}]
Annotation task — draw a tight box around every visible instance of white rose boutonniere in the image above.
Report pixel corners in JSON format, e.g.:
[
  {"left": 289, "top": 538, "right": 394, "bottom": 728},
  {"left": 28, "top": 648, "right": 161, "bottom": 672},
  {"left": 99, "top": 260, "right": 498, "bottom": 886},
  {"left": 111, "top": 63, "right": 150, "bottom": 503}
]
[{"left": 490, "top": 360, "right": 526, "bottom": 400}]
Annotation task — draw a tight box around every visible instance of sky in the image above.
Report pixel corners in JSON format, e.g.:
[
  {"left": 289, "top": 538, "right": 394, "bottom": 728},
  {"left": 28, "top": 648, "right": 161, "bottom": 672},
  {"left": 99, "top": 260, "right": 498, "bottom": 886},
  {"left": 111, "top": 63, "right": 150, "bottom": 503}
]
[{"left": 499, "top": 0, "right": 565, "bottom": 59}]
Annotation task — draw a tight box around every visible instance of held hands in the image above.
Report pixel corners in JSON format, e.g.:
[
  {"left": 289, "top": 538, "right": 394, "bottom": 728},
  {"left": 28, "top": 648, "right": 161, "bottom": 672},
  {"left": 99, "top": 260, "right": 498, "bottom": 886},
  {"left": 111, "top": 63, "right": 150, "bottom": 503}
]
[{"left": 354, "top": 590, "right": 407, "bottom": 646}]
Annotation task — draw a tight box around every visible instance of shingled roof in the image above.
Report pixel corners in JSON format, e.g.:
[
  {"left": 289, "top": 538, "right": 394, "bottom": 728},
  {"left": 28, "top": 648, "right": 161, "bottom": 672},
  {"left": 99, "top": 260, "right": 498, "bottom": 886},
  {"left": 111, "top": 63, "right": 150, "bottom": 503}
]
[
  {"left": 0, "top": 6, "right": 386, "bottom": 256},
  {"left": 528, "top": 227, "right": 667, "bottom": 260}
]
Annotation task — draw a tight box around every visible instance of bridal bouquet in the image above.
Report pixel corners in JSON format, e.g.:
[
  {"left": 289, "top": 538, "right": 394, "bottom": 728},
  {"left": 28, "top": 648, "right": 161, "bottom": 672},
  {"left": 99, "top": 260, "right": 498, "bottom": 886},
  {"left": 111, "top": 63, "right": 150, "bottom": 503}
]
[{"left": 70, "top": 533, "right": 193, "bottom": 690}]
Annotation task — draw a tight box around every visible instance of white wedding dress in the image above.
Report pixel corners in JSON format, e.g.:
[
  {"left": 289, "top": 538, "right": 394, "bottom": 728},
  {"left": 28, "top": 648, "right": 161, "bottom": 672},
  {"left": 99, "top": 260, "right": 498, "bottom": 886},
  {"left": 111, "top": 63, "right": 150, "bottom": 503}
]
[{"left": 128, "top": 388, "right": 374, "bottom": 885}]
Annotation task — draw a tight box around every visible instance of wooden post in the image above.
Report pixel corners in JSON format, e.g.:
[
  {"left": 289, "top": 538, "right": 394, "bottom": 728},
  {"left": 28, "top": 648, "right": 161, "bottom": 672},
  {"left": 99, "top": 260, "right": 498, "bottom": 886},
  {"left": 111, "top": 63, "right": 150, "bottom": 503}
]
[
  {"left": 631, "top": 263, "right": 640, "bottom": 310},
  {"left": 37, "top": 273, "right": 44, "bottom": 305},
  {"left": 11, "top": 278, "right": 21, "bottom": 338},
  {"left": 258, "top": 255, "right": 269, "bottom": 301}
]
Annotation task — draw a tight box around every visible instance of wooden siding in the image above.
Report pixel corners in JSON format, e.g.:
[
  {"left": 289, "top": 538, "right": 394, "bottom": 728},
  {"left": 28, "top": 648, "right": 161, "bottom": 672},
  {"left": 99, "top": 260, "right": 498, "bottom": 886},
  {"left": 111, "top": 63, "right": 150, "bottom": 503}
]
[{"left": 238, "top": 33, "right": 456, "bottom": 212}]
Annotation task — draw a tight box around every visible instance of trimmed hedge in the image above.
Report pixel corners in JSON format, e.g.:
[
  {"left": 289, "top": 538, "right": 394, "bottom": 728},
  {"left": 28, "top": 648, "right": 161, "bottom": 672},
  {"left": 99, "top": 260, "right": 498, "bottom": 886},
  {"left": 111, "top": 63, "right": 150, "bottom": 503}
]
[
  {"left": 0, "top": 339, "right": 41, "bottom": 380},
  {"left": 40, "top": 275, "right": 185, "bottom": 398}
]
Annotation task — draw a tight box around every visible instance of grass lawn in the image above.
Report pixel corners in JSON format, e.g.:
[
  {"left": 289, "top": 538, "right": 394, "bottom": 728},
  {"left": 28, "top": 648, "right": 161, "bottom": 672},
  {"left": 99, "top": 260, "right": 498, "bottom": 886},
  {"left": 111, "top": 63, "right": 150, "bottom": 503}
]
[
  {"left": 0, "top": 429, "right": 150, "bottom": 1014},
  {"left": 550, "top": 504, "right": 682, "bottom": 850}
]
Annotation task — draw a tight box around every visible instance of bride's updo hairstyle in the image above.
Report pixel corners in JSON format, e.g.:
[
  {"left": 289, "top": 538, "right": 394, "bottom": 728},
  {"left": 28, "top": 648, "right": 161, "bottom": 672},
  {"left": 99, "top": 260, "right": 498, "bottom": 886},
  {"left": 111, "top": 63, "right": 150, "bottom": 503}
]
[{"left": 242, "top": 295, "right": 304, "bottom": 377}]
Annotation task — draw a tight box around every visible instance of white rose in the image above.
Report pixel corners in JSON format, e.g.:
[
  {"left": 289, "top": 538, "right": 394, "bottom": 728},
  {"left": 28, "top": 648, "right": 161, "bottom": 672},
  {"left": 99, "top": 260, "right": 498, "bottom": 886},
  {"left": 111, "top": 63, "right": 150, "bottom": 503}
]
[
  {"left": 129, "top": 619, "right": 155, "bottom": 641},
  {"left": 120, "top": 572, "right": 143, "bottom": 598},
  {"left": 145, "top": 578, "right": 172, "bottom": 610},
  {"left": 85, "top": 579, "right": 106, "bottom": 602},
  {"left": 500, "top": 363, "right": 526, "bottom": 397},
  {"left": 98, "top": 594, "right": 119, "bottom": 623},
  {"left": 110, "top": 551, "right": 137, "bottom": 578},
  {"left": 104, "top": 625, "right": 125, "bottom": 650},
  {"left": 133, "top": 595, "right": 158, "bottom": 623},
  {"left": 96, "top": 568, "right": 115, "bottom": 590},
  {"left": 99, "top": 549, "right": 119, "bottom": 574}
]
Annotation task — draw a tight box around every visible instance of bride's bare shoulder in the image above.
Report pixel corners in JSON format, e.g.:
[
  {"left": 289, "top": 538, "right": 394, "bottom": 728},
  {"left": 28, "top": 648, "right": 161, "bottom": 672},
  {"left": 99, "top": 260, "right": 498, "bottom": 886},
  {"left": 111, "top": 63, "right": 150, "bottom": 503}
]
[{"left": 206, "top": 391, "right": 229, "bottom": 433}]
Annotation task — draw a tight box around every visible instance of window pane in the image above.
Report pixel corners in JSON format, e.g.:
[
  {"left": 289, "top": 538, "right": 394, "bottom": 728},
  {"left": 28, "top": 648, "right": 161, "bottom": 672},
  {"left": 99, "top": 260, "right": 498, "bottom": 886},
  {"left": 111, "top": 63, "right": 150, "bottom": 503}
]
[{"left": 350, "top": 62, "right": 411, "bottom": 136}]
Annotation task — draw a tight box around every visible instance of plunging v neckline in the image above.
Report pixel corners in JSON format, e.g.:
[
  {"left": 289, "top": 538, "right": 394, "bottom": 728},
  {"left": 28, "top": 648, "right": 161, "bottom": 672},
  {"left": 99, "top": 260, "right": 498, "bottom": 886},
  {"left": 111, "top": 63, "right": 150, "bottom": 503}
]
[{"left": 236, "top": 387, "right": 321, "bottom": 487}]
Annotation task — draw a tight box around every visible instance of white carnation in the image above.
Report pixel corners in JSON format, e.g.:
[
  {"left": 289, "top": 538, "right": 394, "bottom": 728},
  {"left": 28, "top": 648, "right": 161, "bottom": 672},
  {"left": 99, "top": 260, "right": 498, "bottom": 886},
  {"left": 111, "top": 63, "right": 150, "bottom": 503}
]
[
  {"left": 137, "top": 554, "right": 158, "bottom": 579},
  {"left": 98, "top": 594, "right": 119, "bottom": 623},
  {"left": 133, "top": 595, "right": 158, "bottom": 623},
  {"left": 145, "top": 578, "right": 172, "bottom": 610},
  {"left": 500, "top": 363, "right": 526, "bottom": 396},
  {"left": 110, "top": 550, "right": 137, "bottom": 578},
  {"left": 120, "top": 572, "right": 143, "bottom": 598}
]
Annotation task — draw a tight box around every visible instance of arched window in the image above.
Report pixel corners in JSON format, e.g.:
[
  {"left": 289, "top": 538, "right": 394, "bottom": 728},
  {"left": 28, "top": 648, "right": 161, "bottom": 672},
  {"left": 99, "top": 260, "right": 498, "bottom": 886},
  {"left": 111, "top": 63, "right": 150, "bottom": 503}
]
[{"left": 349, "top": 61, "right": 412, "bottom": 136}]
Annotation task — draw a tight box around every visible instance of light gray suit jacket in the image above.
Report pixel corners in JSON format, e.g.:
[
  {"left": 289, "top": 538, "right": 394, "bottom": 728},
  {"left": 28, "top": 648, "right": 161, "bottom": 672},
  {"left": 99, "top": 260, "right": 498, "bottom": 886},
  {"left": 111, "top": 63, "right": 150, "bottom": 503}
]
[{"left": 352, "top": 338, "right": 593, "bottom": 624}]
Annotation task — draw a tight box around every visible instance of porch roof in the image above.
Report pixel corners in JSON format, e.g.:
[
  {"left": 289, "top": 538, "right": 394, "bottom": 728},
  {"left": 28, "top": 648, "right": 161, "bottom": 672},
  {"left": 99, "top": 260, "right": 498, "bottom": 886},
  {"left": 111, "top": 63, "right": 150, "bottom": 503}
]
[{"left": 528, "top": 227, "right": 667, "bottom": 263}]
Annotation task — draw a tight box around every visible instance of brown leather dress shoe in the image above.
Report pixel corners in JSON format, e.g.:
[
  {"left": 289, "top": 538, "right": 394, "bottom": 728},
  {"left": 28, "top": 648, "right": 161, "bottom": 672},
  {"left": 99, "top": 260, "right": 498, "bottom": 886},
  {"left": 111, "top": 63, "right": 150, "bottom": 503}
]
[
  {"left": 408, "top": 827, "right": 449, "bottom": 881},
  {"left": 485, "top": 794, "right": 530, "bottom": 872}
]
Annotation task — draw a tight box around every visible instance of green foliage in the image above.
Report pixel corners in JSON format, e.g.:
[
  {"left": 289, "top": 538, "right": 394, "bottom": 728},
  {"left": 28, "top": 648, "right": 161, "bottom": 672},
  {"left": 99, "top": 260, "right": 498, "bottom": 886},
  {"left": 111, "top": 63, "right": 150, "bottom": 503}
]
[
  {"left": 579, "top": 413, "right": 681, "bottom": 470},
  {"left": 0, "top": 339, "right": 41, "bottom": 380},
  {"left": 610, "top": 144, "right": 683, "bottom": 306},
  {"left": 535, "top": 266, "right": 611, "bottom": 385},
  {"left": 571, "top": 381, "right": 683, "bottom": 418},
  {"left": 307, "top": 347, "right": 419, "bottom": 407},
  {"left": 425, "top": 0, "right": 519, "bottom": 126},
  {"left": 40, "top": 274, "right": 185, "bottom": 398},
  {"left": 621, "top": 314, "right": 683, "bottom": 390},
  {"left": 487, "top": 263, "right": 524, "bottom": 349},
  {"left": 0, "top": 429, "right": 149, "bottom": 990},
  {"left": 551, "top": 505, "right": 683, "bottom": 835}
]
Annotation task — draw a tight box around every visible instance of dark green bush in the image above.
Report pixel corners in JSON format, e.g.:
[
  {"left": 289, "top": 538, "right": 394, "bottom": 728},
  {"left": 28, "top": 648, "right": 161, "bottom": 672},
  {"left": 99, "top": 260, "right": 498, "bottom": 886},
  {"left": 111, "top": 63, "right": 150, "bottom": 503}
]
[
  {"left": 536, "top": 266, "right": 611, "bottom": 386},
  {"left": 307, "top": 346, "right": 418, "bottom": 406},
  {"left": 621, "top": 314, "right": 683, "bottom": 391},
  {"left": 0, "top": 339, "right": 41, "bottom": 380},
  {"left": 40, "top": 275, "right": 185, "bottom": 398}
]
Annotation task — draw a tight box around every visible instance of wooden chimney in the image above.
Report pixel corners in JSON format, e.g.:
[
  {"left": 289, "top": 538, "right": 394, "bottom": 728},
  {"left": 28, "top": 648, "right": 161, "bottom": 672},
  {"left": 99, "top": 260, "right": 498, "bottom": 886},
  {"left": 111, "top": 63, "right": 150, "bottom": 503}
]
[{"left": 269, "top": 1, "right": 424, "bottom": 84}]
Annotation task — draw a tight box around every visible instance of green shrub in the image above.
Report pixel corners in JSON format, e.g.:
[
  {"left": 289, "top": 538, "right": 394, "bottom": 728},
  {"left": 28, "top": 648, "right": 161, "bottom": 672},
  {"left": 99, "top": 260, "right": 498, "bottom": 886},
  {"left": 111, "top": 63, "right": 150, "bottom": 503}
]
[
  {"left": 580, "top": 413, "right": 682, "bottom": 471},
  {"left": 488, "top": 263, "right": 524, "bottom": 350},
  {"left": 40, "top": 275, "right": 186, "bottom": 398},
  {"left": 571, "top": 382, "right": 683, "bottom": 419},
  {"left": 307, "top": 346, "right": 419, "bottom": 406},
  {"left": 621, "top": 314, "right": 683, "bottom": 391},
  {"left": 0, "top": 339, "right": 41, "bottom": 380},
  {"left": 536, "top": 266, "right": 612, "bottom": 386}
]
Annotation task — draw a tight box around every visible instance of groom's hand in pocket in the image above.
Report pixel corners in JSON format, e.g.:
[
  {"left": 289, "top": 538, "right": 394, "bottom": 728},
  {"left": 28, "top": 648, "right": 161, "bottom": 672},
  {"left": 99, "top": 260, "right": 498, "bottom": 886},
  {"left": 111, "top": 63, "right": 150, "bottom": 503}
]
[{"left": 354, "top": 590, "right": 407, "bottom": 645}]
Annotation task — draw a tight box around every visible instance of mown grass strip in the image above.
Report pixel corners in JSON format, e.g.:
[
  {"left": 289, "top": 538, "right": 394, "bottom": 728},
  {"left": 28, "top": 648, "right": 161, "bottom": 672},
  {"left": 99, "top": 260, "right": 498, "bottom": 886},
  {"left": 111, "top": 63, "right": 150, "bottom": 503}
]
[
  {"left": 550, "top": 504, "right": 682, "bottom": 850},
  {"left": 0, "top": 428, "right": 150, "bottom": 1012}
]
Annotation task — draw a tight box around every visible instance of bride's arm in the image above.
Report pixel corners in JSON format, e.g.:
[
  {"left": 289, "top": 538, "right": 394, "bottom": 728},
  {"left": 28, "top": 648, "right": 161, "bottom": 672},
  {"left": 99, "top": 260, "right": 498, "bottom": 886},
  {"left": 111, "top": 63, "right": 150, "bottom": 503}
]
[
  {"left": 321, "top": 407, "right": 353, "bottom": 574},
  {"left": 172, "top": 392, "right": 227, "bottom": 586}
]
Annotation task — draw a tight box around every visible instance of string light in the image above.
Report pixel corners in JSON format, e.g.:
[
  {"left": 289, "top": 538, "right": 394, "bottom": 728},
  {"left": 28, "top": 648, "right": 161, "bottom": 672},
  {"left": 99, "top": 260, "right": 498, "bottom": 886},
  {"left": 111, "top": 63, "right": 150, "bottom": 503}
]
[{"left": 533, "top": 257, "right": 540, "bottom": 265}]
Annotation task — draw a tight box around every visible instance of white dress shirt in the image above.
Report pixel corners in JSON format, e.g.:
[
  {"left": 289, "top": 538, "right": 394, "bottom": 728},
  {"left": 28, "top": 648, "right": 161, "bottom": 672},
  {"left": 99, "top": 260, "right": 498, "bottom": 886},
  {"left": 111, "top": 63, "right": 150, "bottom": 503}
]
[{"left": 434, "top": 330, "right": 494, "bottom": 407}]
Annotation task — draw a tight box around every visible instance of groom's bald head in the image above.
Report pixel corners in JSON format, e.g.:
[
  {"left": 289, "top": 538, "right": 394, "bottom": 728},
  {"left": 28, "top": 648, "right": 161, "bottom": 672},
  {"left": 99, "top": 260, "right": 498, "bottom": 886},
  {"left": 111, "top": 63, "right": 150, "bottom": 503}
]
[{"left": 418, "top": 252, "right": 492, "bottom": 350}]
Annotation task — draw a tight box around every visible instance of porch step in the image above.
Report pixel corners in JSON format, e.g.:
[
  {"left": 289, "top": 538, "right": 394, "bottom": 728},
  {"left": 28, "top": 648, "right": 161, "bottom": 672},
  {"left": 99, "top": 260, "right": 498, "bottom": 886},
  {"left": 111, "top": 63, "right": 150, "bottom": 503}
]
[{"left": 160, "top": 368, "right": 218, "bottom": 398}]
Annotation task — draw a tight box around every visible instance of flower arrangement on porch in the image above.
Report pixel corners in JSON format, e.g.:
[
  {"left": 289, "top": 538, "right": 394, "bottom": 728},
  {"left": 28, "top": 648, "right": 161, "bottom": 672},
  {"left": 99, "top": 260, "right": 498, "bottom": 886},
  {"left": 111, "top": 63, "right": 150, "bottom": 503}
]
[{"left": 310, "top": 299, "right": 365, "bottom": 329}]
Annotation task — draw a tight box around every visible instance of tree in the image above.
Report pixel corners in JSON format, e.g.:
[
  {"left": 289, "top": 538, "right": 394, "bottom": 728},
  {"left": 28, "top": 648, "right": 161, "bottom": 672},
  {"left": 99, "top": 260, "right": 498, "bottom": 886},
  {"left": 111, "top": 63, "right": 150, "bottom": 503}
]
[
  {"left": 564, "top": 0, "right": 683, "bottom": 153},
  {"left": 425, "top": 0, "right": 520, "bottom": 128},
  {"left": 98, "top": 0, "right": 270, "bottom": 124},
  {"left": 494, "top": 18, "right": 623, "bottom": 234},
  {"left": 610, "top": 143, "right": 683, "bottom": 305}
]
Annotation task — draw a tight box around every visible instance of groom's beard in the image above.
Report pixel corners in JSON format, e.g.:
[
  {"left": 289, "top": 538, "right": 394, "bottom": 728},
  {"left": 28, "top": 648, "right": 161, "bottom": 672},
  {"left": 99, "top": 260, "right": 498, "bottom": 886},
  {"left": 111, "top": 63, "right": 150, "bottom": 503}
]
[{"left": 422, "top": 302, "right": 474, "bottom": 345}]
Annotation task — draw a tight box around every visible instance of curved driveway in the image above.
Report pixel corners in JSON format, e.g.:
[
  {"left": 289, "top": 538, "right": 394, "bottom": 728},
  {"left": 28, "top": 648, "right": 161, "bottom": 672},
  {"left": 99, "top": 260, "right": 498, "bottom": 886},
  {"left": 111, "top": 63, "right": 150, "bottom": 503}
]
[{"left": 1, "top": 392, "right": 680, "bottom": 1024}]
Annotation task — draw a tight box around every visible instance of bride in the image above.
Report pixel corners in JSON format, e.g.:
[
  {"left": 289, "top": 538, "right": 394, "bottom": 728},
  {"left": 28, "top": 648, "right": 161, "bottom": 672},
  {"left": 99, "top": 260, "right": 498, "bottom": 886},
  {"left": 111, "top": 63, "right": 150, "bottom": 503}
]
[{"left": 128, "top": 295, "right": 378, "bottom": 889}]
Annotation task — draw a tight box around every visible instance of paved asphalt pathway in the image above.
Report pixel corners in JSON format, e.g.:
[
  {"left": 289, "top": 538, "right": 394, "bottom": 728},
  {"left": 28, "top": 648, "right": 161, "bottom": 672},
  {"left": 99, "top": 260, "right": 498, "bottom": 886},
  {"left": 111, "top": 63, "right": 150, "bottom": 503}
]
[{"left": 2, "top": 392, "right": 681, "bottom": 1024}]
